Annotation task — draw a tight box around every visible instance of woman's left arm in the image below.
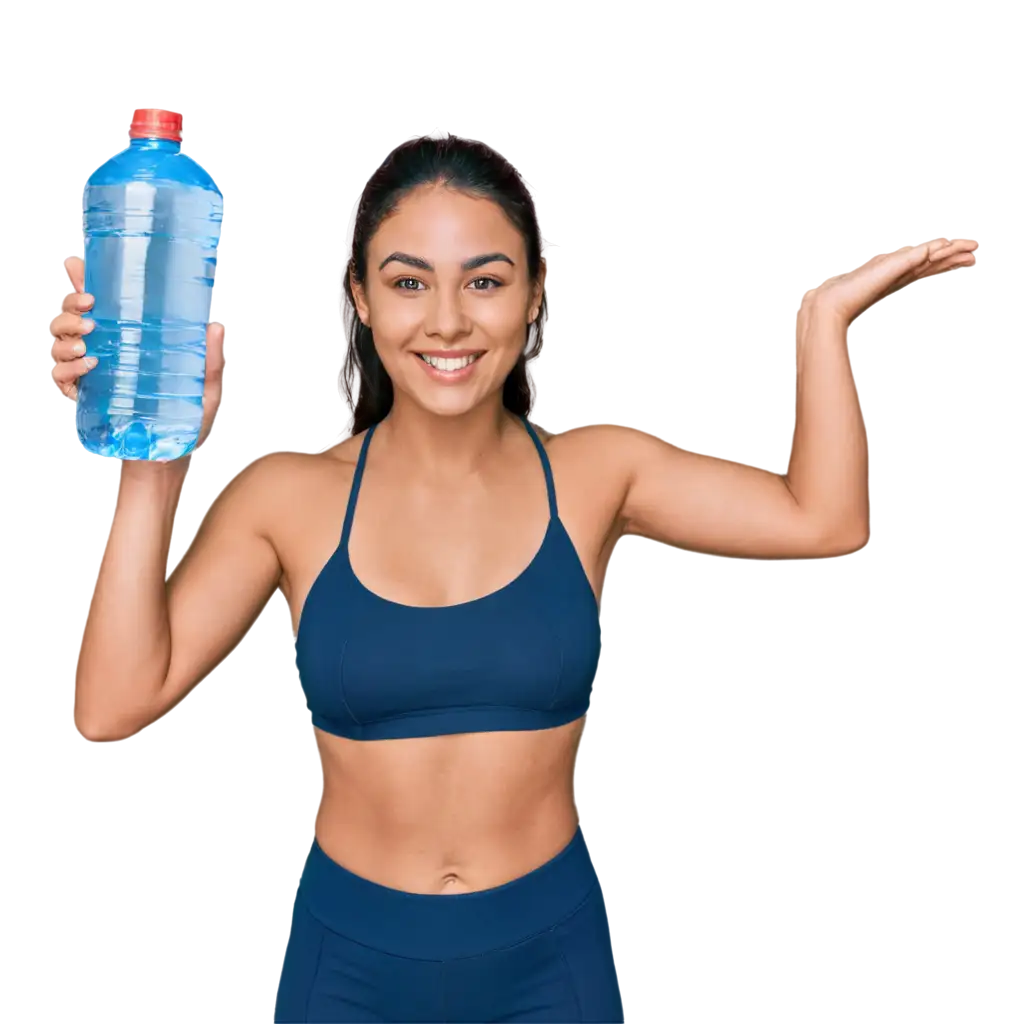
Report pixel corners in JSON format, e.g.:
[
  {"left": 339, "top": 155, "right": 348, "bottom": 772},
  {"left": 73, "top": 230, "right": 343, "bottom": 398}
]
[{"left": 606, "top": 236, "right": 978, "bottom": 560}]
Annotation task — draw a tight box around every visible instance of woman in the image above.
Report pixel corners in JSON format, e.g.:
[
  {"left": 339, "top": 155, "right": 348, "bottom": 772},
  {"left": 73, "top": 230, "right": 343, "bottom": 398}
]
[{"left": 52, "top": 134, "right": 977, "bottom": 1023}]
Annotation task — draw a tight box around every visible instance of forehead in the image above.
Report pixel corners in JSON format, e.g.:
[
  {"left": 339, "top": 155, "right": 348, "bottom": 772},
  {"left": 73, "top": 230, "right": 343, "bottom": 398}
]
[{"left": 370, "top": 183, "right": 525, "bottom": 263}]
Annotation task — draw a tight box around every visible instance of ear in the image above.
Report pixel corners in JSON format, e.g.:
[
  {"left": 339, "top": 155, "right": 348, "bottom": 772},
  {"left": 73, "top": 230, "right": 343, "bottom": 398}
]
[
  {"left": 350, "top": 265, "right": 371, "bottom": 327},
  {"left": 529, "top": 258, "right": 547, "bottom": 322}
]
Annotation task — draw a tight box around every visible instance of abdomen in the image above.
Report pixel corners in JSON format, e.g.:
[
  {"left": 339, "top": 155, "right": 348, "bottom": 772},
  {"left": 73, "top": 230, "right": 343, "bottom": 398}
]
[{"left": 310, "top": 717, "right": 587, "bottom": 893}]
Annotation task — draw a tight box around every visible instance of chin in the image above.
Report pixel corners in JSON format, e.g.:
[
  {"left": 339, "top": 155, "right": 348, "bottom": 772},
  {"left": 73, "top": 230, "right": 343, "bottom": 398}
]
[{"left": 411, "top": 387, "right": 489, "bottom": 419}]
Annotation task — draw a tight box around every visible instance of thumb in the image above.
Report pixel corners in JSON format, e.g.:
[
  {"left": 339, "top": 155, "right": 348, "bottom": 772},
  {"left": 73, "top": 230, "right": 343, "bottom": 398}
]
[
  {"left": 205, "top": 322, "right": 225, "bottom": 378},
  {"left": 195, "top": 323, "right": 226, "bottom": 450},
  {"left": 202, "top": 322, "right": 226, "bottom": 430},
  {"left": 64, "top": 256, "right": 85, "bottom": 293}
]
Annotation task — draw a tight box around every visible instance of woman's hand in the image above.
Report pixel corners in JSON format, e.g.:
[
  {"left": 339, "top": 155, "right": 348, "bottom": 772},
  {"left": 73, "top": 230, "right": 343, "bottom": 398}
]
[
  {"left": 50, "top": 256, "right": 227, "bottom": 450},
  {"left": 802, "top": 237, "right": 978, "bottom": 325},
  {"left": 50, "top": 257, "right": 98, "bottom": 402}
]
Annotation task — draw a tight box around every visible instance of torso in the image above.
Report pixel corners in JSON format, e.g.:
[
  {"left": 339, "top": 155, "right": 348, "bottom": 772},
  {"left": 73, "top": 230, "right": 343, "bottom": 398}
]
[{"left": 269, "top": 416, "right": 626, "bottom": 893}]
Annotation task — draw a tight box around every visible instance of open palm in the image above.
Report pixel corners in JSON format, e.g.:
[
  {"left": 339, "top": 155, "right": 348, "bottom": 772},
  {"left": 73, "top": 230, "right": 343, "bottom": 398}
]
[{"left": 805, "top": 237, "right": 978, "bottom": 325}]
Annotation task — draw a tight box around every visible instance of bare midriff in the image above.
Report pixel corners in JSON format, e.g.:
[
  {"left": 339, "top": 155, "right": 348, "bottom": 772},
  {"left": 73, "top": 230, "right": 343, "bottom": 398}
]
[{"left": 311, "top": 714, "right": 587, "bottom": 895}]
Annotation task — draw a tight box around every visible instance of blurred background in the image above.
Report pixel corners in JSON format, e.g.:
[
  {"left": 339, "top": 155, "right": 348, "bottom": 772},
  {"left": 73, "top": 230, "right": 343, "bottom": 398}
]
[{"left": 2, "top": 1, "right": 1019, "bottom": 1020}]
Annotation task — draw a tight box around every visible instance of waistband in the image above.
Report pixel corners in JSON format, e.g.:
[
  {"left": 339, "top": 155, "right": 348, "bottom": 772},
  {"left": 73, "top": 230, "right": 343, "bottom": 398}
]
[{"left": 297, "top": 825, "right": 598, "bottom": 960}]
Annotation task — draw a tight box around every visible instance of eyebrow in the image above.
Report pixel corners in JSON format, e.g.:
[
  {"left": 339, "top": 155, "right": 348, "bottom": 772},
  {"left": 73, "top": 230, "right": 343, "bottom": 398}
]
[{"left": 377, "top": 251, "right": 515, "bottom": 272}]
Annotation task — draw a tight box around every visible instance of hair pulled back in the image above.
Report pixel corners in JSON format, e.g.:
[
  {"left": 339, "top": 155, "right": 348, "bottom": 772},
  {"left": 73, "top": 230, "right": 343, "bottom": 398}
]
[{"left": 335, "top": 125, "right": 548, "bottom": 434}]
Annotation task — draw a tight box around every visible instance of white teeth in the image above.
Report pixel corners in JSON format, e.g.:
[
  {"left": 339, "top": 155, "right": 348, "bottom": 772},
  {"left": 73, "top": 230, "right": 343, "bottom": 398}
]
[{"left": 420, "top": 353, "right": 480, "bottom": 371}]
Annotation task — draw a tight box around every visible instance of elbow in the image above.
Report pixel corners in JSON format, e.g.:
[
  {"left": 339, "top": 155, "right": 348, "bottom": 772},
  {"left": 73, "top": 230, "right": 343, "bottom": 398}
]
[
  {"left": 822, "top": 523, "right": 870, "bottom": 556},
  {"left": 75, "top": 713, "right": 131, "bottom": 742},
  {"left": 74, "top": 672, "right": 162, "bottom": 741},
  {"left": 74, "top": 701, "right": 142, "bottom": 743}
]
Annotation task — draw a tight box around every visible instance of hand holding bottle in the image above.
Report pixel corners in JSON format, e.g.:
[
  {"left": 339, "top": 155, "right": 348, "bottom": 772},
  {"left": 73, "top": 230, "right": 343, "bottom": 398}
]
[{"left": 51, "top": 256, "right": 226, "bottom": 452}]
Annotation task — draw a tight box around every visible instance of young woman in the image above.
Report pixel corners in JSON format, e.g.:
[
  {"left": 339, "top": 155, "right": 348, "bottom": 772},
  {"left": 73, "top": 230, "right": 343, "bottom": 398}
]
[{"left": 52, "top": 134, "right": 976, "bottom": 1022}]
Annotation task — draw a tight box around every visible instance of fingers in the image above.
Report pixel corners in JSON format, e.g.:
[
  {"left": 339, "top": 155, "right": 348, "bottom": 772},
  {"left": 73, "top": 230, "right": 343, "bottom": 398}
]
[
  {"left": 60, "top": 258, "right": 92, "bottom": 331},
  {"left": 51, "top": 308, "right": 94, "bottom": 340},
  {"left": 886, "top": 238, "right": 978, "bottom": 281},
  {"left": 901, "top": 237, "right": 977, "bottom": 263},
  {"left": 203, "top": 322, "right": 225, "bottom": 400},
  {"left": 904, "top": 238, "right": 978, "bottom": 281},
  {"left": 61, "top": 290, "right": 93, "bottom": 316},
  {"left": 195, "top": 323, "right": 225, "bottom": 449},
  {"left": 52, "top": 353, "right": 97, "bottom": 383},
  {"left": 65, "top": 256, "right": 85, "bottom": 293},
  {"left": 52, "top": 352, "right": 98, "bottom": 401},
  {"left": 891, "top": 238, "right": 970, "bottom": 263},
  {"left": 916, "top": 248, "right": 977, "bottom": 281},
  {"left": 816, "top": 236, "right": 978, "bottom": 323},
  {"left": 51, "top": 278, "right": 96, "bottom": 401},
  {"left": 51, "top": 331, "right": 91, "bottom": 363},
  {"left": 205, "top": 322, "right": 225, "bottom": 374},
  {"left": 887, "top": 239, "right": 944, "bottom": 266},
  {"left": 928, "top": 238, "right": 978, "bottom": 263},
  {"left": 876, "top": 237, "right": 978, "bottom": 298}
]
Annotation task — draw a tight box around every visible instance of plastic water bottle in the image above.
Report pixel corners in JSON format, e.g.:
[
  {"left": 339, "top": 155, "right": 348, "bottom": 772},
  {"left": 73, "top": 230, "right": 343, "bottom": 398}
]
[{"left": 77, "top": 108, "right": 223, "bottom": 460}]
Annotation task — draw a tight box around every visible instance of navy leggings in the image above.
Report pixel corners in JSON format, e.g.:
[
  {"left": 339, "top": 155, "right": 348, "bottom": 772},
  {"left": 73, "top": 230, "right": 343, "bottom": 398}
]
[{"left": 274, "top": 825, "right": 625, "bottom": 1022}]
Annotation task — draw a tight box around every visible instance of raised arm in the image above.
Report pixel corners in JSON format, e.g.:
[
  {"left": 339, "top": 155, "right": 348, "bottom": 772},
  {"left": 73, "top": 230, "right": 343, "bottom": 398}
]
[
  {"left": 600, "top": 237, "right": 977, "bottom": 559},
  {"left": 75, "top": 454, "right": 285, "bottom": 741}
]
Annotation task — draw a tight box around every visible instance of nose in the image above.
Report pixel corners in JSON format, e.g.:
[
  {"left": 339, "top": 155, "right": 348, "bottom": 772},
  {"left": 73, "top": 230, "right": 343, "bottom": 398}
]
[{"left": 423, "top": 285, "right": 472, "bottom": 342}]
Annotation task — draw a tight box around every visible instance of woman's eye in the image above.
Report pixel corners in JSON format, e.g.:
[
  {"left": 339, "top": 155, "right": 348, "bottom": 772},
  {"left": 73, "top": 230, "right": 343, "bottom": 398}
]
[{"left": 393, "top": 276, "right": 502, "bottom": 292}]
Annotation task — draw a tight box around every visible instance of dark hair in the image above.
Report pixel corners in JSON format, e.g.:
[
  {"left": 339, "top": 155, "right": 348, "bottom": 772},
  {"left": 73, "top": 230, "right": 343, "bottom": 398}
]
[{"left": 340, "top": 133, "right": 548, "bottom": 435}]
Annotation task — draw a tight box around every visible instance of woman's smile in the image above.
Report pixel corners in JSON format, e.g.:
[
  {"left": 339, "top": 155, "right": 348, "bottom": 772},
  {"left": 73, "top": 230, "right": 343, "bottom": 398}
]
[{"left": 414, "top": 348, "right": 486, "bottom": 383}]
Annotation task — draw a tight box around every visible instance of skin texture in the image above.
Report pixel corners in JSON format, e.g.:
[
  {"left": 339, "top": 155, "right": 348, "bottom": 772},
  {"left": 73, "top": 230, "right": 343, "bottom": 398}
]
[{"left": 56, "top": 187, "right": 978, "bottom": 893}]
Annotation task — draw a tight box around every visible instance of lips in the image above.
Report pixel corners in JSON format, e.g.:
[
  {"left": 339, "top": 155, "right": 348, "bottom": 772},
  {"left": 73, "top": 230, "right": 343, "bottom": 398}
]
[
  {"left": 417, "top": 352, "right": 481, "bottom": 371},
  {"left": 413, "top": 350, "right": 485, "bottom": 383}
]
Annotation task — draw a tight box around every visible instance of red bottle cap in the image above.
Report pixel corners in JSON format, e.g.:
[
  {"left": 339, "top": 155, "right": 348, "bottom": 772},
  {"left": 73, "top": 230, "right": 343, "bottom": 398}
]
[{"left": 129, "top": 108, "right": 183, "bottom": 142}]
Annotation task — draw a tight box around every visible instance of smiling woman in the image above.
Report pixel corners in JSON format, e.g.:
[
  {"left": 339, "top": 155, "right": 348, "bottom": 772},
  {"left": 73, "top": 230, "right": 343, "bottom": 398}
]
[
  {"left": 56, "top": 129, "right": 977, "bottom": 1023},
  {"left": 340, "top": 138, "right": 548, "bottom": 434},
  {"left": 388, "top": 249, "right": 507, "bottom": 378}
]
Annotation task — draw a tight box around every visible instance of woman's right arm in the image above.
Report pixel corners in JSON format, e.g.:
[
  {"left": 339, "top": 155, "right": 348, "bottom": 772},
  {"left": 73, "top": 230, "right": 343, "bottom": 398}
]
[
  {"left": 75, "top": 454, "right": 284, "bottom": 741},
  {"left": 54, "top": 255, "right": 284, "bottom": 740}
]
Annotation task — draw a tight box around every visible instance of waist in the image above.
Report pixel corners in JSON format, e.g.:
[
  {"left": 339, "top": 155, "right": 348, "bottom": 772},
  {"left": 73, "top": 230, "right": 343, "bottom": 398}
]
[
  {"left": 314, "top": 784, "right": 580, "bottom": 888},
  {"left": 311, "top": 717, "right": 584, "bottom": 883},
  {"left": 296, "top": 821, "right": 599, "bottom": 960}
]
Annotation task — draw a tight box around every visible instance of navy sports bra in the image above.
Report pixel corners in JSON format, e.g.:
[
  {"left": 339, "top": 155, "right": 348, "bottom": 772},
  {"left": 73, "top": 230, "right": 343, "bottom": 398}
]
[{"left": 294, "top": 415, "right": 601, "bottom": 741}]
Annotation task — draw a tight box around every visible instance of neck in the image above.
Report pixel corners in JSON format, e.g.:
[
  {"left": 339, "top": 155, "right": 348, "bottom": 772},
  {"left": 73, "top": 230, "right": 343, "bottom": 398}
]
[{"left": 374, "top": 391, "right": 522, "bottom": 478}]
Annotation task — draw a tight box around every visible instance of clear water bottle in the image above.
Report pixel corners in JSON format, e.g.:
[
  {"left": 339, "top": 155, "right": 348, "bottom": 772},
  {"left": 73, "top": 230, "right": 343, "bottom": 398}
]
[{"left": 78, "top": 108, "right": 223, "bottom": 460}]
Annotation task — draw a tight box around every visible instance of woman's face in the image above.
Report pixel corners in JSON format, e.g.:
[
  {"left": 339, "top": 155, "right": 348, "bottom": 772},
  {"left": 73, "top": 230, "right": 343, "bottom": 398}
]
[{"left": 350, "top": 183, "right": 545, "bottom": 420}]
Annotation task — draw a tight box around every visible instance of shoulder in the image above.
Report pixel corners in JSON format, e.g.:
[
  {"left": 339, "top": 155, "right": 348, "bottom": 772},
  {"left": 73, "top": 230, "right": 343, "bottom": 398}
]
[
  {"left": 526, "top": 422, "right": 673, "bottom": 526},
  {"left": 211, "top": 434, "right": 368, "bottom": 530},
  {"left": 227, "top": 438, "right": 361, "bottom": 489},
  {"left": 529, "top": 421, "right": 663, "bottom": 476}
]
